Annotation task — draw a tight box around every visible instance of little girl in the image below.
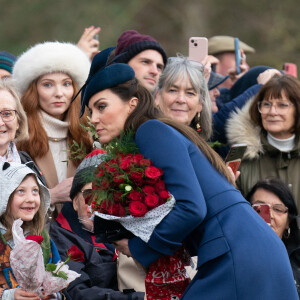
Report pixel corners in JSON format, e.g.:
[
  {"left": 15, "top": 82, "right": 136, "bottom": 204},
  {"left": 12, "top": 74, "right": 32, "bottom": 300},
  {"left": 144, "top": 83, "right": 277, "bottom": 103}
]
[{"left": 0, "top": 162, "right": 60, "bottom": 299}]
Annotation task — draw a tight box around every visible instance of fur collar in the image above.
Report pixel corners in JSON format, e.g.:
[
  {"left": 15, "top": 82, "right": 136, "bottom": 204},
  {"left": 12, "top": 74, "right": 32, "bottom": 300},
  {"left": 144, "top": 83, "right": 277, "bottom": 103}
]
[{"left": 226, "top": 97, "right": 263, "bottom": 160}]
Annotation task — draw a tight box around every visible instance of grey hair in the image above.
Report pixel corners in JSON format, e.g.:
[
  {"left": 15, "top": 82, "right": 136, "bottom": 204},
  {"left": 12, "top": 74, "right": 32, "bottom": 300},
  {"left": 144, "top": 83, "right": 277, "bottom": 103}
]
[
  {"left": 157, "top": 56, "right": 212, "bottom": 140},
  {"left": 0, "top": 78, "right": 29, "bottom": 142}
]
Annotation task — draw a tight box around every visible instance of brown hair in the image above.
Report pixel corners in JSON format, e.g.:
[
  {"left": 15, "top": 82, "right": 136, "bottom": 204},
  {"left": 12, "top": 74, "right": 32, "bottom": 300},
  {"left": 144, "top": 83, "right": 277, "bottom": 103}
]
[
  {"left": 17, "top": 79, "right": 93, "bottom": 166},
  {"left": 249, "top": 74, "right": 300, "bottom": 135},
  {"left": 0, "top": 79, "right": 28, "bottom": 142},
  {"left": 109, "top": 79, "right": 234, "bottom": 184},
  {"left": 0, "top": 174, "right": 46, "bottom": 240}
]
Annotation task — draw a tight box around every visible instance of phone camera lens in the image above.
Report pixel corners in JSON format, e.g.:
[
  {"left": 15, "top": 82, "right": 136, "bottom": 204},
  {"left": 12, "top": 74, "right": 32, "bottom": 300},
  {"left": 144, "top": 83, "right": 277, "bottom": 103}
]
[
  {"left": 194, "top": 43, "right": 198, "bottom": 46},
  {"left": 191, "top": 39, "right": 194, "bottom": 43}
]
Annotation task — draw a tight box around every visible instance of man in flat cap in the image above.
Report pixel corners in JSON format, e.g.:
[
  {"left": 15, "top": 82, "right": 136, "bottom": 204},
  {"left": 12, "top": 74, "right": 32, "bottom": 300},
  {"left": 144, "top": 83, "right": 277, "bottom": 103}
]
[{"left": 208, "top": 35, "right": 255, "bottom": 89}]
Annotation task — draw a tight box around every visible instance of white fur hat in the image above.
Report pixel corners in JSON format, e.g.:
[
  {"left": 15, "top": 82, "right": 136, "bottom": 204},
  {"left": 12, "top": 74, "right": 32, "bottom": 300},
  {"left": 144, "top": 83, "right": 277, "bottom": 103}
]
[
  {"left": 0, "top": 162, "right": 50, "bottom": 216},
  {"left": 12, "top": 41, "right": 90, "bottom": 95}
]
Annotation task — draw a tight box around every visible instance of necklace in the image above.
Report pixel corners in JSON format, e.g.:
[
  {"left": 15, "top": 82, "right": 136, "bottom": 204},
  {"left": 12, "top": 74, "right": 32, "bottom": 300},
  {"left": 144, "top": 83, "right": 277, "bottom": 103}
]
[{"left": 48, "top": 137, "right": 66, "bottom": 142}]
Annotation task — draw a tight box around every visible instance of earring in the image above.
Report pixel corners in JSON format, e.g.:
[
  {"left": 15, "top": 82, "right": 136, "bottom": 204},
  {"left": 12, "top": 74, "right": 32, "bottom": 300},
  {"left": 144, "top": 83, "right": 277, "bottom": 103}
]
[
  {"left": 284, "top": 228, "right": 291, "bottom": 239},
  {"left": 196, "top": 112, "right": 201, "bottom": 132}
]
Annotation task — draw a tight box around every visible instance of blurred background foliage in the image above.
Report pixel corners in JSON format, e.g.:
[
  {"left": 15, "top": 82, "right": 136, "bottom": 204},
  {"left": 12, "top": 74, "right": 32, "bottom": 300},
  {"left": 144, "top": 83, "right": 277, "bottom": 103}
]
[{"left": 1, "top": 0, "right": 300, "bottom": 70}]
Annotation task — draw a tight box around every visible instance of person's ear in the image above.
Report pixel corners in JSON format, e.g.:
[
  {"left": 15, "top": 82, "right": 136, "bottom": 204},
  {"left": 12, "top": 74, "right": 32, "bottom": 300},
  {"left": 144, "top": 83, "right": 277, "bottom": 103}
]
[
  {"left": 196, "top": 101, "right": 203, "bottom": 114},
  {"left": 154, "top": 91, "right": 160, "bottom": 108},
  {"left": 73, "top": 197, "right": 79, "bottom": 212},
  {"left": 128, "top": 97, "right": 138, "bottom": 114}
]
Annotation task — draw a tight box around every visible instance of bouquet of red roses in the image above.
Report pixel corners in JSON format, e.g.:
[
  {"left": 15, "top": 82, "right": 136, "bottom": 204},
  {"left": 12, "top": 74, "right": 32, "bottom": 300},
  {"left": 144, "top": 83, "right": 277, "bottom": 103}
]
[{"left": 89, "top": 132, "right": 190, "bottom": 300}]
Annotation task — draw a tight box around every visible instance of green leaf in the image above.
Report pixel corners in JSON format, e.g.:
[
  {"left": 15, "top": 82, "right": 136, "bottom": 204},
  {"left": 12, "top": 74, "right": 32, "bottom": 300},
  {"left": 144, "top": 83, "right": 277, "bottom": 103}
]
[
  {"left": 57, "top": 271, "right": 68, "bottom": 280},
  {"left": 45, "top": 263, "right": 57, "bottom": 272},
  {"left": 96, "top": 190, "right": 107, "bottom": 202}
]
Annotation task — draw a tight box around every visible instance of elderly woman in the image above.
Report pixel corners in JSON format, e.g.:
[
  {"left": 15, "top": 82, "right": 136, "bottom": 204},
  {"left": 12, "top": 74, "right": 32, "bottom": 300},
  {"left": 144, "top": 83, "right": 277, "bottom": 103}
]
[
  {"left": 227, "top": 74, "right": 300, "bottom": 206},
  {"left": 246, "top": 178, "right": 300, "bottom": 297},
  {"left": 155, "top": 56, "right": 212, "bottom": 140},
  {"left": 0, "top": 79, "right": 47, "bottom": 184},
  {"left": 78, "top": 49, "right": 298, "bottom": 299}
]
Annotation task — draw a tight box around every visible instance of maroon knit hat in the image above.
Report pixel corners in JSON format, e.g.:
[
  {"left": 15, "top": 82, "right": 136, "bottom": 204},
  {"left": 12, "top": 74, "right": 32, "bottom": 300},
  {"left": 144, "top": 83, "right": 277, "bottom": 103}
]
[{"left": 114, "top": 30, "right": 167, "bottom": 65}]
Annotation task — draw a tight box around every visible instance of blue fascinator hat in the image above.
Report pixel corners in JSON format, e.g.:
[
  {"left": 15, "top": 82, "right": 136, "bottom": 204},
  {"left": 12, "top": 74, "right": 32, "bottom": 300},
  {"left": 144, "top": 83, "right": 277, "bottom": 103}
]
[{"left": 75, "top": 47, "right": 135, "bottom": 117}]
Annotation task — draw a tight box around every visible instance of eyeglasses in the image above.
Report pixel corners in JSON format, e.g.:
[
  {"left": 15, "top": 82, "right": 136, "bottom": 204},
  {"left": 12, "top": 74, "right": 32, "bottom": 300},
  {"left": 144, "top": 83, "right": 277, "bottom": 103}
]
[
  {"left": 258, "top": 101, "right": 294, "bottom": 114},
  {"left": 80, "top": 189, "right": 93, "bottom": 205},
  {"left": 0, "top": 110, "right": 17, "bottom": 122},
  {"left": 252, "top": 203, "right": 288, "bottom": 215}
]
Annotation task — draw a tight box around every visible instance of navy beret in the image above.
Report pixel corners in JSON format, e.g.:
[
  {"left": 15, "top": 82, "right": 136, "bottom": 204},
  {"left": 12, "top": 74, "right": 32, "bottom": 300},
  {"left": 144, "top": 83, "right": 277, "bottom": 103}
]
[{"left": 80, "top": 47, "right": 135, "bottom": 116}]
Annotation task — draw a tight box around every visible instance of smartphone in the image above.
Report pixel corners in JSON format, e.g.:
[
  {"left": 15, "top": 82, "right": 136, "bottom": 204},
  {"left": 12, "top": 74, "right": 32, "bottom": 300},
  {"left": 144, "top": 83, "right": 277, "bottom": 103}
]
[
  {"left": 283, "top": 63, "right": 298, "bottom": 78},
  {"left": 234, "top": 38, "right": 241, "bottom": 74},
  {"left": 225, "top": 143, "right": 247, "bottom": 174},
  {"left": 252, "top": 204, "right": 271, "bottom": 224},
  {"left": 188, "top": 37, "right": 208, "bottom": 63}
]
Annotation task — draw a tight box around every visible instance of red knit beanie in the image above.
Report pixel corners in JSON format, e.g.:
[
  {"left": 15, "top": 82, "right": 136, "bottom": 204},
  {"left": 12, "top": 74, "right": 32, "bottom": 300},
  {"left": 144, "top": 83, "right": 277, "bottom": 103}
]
[{"left": 114, "top": 30, "right": 167, "bottom": 65}]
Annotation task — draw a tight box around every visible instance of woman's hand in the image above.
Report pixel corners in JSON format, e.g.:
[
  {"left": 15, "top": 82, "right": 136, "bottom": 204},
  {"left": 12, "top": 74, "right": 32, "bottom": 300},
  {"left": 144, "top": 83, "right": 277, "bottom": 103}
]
[
  {"left": 14, "top": 288, "right": 40, "bottom": 300},
  {"left": 113, "top": 239, "right": 132, "bottom": 257},
  {"left": 201, "top": 55, "right": 218, "bottom": 83},
  {"left": 77, "top": 26, "right": 101, "bottom": 60},
  {"left": 49, "top": 177, "right": 73, "bottom": 205},
  {"left": 257, "top": 69, "right": 282, "bottom": 85},
  {"left": 227, "top": 166, "right": 240, "bottom": 182}
]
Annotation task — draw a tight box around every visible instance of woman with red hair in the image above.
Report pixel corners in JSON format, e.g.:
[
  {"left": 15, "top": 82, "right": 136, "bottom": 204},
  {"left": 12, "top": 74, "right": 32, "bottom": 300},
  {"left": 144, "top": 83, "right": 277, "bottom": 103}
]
[{"left": 13, "top": 42, "right": 93, "bottom": 210}]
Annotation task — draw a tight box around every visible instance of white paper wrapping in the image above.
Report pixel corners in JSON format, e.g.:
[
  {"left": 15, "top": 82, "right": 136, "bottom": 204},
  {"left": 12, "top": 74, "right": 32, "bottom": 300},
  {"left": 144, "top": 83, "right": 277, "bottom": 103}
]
[
  {"left": 10, "top": 219, "right": 80, "bottom": 298},
  {"left": 94, "top": 195, "right": 175, "bottom": 242}
]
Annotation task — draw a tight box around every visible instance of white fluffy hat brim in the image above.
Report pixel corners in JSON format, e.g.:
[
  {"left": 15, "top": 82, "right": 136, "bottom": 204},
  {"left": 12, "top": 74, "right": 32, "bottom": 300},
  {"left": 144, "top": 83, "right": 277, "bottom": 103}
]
[{"left": 12, "top": 41, "right": 90, "bottom": 95}]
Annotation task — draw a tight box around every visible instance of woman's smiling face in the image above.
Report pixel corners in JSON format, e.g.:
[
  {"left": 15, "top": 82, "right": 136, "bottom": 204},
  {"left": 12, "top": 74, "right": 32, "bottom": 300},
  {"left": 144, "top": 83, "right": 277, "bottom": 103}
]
[
  {"left": 155, "top": 77, "right": 202, "bottom": 126},
  {"left": 0, "top": 89, "right": 19, "bottom": 156}
]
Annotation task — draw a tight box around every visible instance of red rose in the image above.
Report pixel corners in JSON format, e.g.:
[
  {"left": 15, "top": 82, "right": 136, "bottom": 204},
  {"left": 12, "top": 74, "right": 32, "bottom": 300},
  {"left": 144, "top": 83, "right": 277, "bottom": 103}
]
[
  {"left": 26, "top": 235, "right": 44, "bottom": 245},
  {"left": 131, "top": 154, "right": 144, "bottom": 164},
  {"left": 159, "top": 190, "right": 170, "bottom": 200},
  {"left": 129, "top": 171, "right": 144, "bottom": 185},
  {"left": 143, "top": 185, "right": 155, "bottom": 194},
  {"left": 129, "top": 201, "right": 148, "bottom": 217},
  {"left": 140, "top": 158, "right": 152, "bottom": 167},
  {"left": 120, "top": 158, "right": 131, "bottom": 170},
  {"left": 101, "top": 178, "right": 110, "bottom": 190},
  {"left": 113, "top": 191, "right": 123, "bottom": 202},
  {"left": 98, "top": 200, "right": 110, "bottom": 213},
  {"left": 128, "top": 190, "right": 144, "bottom": 202},
  {"left": 145, "top": 194, "right": 159, "bottom": 208},
  {"left": 155, "top": 180, "right": 166, "bottom": 192},
  {"left": 113, "top": 175, "right": 125, "bottom": 184},
  {"left": 107, "top": 166, "right": 118, "bottom": 174},
  {"left": 145, "top": 178, "right": 158, "bottom": 185},
  {"left": 67, "top": 245, "right": 85, "bottom": 261},
  {"left": 109, "top": 203, "right": 126, "bottom": 217},
  {"left": 145, "top": 166, "right": 161, "bottom": 180},
  {"left": 96, "top": 169, "right": 105, "bottom": 177}
]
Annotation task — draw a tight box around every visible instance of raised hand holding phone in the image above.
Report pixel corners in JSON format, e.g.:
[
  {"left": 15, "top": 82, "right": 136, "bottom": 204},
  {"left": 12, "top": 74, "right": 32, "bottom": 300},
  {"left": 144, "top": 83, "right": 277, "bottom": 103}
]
[
  {"left": 252, "top": 204, "right": 271, "bottom": 224},
  {"left": 188, "top": 37, "right": 208, "bottom": 63},
  {"left": 225, "top": 144, "right": 247, "bottom": 174}
]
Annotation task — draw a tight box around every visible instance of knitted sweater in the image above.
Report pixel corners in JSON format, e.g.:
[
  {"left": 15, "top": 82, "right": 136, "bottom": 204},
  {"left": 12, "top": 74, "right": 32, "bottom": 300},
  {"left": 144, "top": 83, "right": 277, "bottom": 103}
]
[{"left": 40, "top": 111, "right": 68, "bottom": 182}]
